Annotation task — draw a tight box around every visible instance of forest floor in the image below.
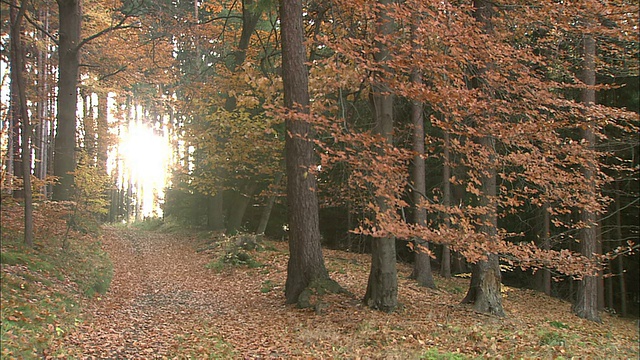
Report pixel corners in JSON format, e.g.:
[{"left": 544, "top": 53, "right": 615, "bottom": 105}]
[
  {"left": 38, "top": 225, "right": 638, "bottom": 359},
  {"left": 1, "top": 206, "right": 638, "bottom": 359}
]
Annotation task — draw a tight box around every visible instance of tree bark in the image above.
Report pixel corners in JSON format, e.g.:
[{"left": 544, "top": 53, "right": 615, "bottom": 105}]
[
  {"left": 411, "top": 19, "right": 436, "bottom": 289},
  {"left": 461, "top": 137, "right": 504, "bottom": 316},
  {"left": 11, "top": 0, "right": 33, "bottom": 246},
  {"left": 440, "top": 130, "right": 452, "bottom": 278},
  {"left": 207, "top": 193, "right": 225, "bottom": 230},
  {"left": 226, "top": 181, "right": 258, "bottom": 234},
  {"left": 280, "top": 0, "right": 335, "bottom": 305},
  {"left": 536, "top": 201, "right": 552, "bottom": 295},
  {"left": 96, "top": 90, "right": 109, "bottom": 172},
  {"left": 53, "top": 0, "right": 82, "bottom": 201},
  {"left": 461, "top": 0, "right": 504, "bottom": 317},
  {"left": 364, "top": 0, "right": 398, "bottom": 312},
  {"left": 256, "top": 172, "right": 283, "bottom": 235},
  {"left": 572, "top": 33, "right": 601, "bottom": 323},
  {"left": 614, "top": 182, "right": 627, "bottom": 316},
  {"left": 409, "top": 18, "right": 435, "bottom": 288}
]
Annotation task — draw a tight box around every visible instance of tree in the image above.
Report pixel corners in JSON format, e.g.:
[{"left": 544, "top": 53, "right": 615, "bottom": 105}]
[
  {"left": 408, "top": 9, "right": 436, "bottom": 289},
  {"left": 573, "top": 32, "right": 601, "bottom": 322},
  {"left": 280, "top": 0, "right": 339, "bottom": 306},
  {"left": 10, "top": 0, "right": 33, "bottom": 246},
  {"left": 52, "top": 0, "right": 81, "bottom": 201},
  {"left": 458, "top": 0, "right": 505, "bottom": 317},
  {"left": 53, "top": 0, "right": 139, "bottom": 201},
  {"left": 363, "top": 0, "right": 399, "bottom": 312}
]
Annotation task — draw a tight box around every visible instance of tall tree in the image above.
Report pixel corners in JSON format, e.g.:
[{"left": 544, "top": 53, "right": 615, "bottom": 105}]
[
  {"left": 363, "top": 0, "right": 398, "bottom": 312},
  {"left": 10, "top": 0, "right": 33, "bottom": 246},
  {"left": 52, "top": 0, "right": 81, "bottom": 200},
  {"left": 280, "top": 0, "right": 337, "bottom": 305},
  {"left": 409, "top": 9, "right": 436, "bottom": 289},
  {"left": 459, "top": 0, "right": 505, "bottom": 317},
  {"left": 573, "top": 32, "right": 601, "bottom": 322}
]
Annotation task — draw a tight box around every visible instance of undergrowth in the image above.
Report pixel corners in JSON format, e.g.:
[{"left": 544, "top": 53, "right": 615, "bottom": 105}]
[{"left": 1, "top": 200, "right": 113, "bottom": 358}]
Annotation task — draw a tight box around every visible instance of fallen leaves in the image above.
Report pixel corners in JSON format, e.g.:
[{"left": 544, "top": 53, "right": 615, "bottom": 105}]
[{"left": 9, "top": 225, "right": 632, "bottom": 359}]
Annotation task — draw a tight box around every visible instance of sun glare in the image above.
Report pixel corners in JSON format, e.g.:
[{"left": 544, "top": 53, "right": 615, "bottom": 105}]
[{"left": 119, "top": 123, "right": 170, "bottom": 218}]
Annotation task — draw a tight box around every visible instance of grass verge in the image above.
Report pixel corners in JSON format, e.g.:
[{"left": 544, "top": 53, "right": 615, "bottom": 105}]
[{"left": 1, "top": 200, "right": 113, "bottom": 358}]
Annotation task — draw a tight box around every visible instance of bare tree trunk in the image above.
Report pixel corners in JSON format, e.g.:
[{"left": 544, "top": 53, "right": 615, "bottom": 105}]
[
  {"left": 461, "top": 0, "right": 504, "bottom": 317},
  {"left": 9, "top": 0, "right": 23, "bottom": 199},
  {"left": 207, "top": 193, "right": 225, "bottom": 230},
  {"left": 53, "top": 0, "right": 82, "bottom": 201},
  {"left": 11, "top": 0, "right": 33, "bottom": 246},
  {"left": 573, "top": 33, "right": 601, "bottom": 323},
  {"left": 615, "top": 182, "right": 627, "bottom": 316},
  {"left": 256, "top": 172, "right": 283, "bottom": 235},
  {"left": 96, "top": 90, "right": 109, "bottom": 173},
  {"left": 461, "top": 137, "right": 504, "bottom": 316},
  {"left": 226, "top": 181, "right": 258, "bottom": 234},
  {"left": 440, "top": 130, "right": 452, "bottom": 278},
  {"left": 409, "top": 17, "right": 435, "bottom": 288},
  {"left": 537, "top": 201, "right": 552, "bottom": 295},
  {"left": 364, "top": 0, "right": 398, "bottom": 312},
  {"left": 280, "top": 0, "right": 337, "bottom": 306}
]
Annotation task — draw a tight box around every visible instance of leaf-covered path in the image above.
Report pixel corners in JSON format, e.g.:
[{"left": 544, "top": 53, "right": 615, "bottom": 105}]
[
  {"left": 50, "top": 226, "right": 310, "bottom": 358},
  {"left": 50, "top": 226, "right": 639, "bottom": 359}
]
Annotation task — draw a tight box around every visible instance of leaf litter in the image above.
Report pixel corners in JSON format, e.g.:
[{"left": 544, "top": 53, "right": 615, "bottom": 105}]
[{"left": 47, "top": 226, "right": 638, "bottom": 359}]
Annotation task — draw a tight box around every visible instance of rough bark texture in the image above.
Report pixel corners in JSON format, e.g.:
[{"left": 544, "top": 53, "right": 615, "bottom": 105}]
[
  {"left": 573, "top": 33, "right": 601, "bottom": 323},
  {"left": 364, "top": 0, "right": 398, "bottom": 312},
  {"left": 53, "top": 0, "right": 82, "bottom": 200},
  {"left": 281, "top": 0, "right": 333, "bottom": 305}
]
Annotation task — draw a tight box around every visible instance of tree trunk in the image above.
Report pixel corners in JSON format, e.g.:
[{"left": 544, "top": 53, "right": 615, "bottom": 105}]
[
  {"left": 81, "top": 89, "right": 97, "bottom": 163},
  {"left": 461, "top": 137, "right": 504, "bottom": 317},
  {"left": 615, "top": 182, "right": 627, "bottom": 316},
  {"left": 227, "top": 181, "right": 258, "bottom": 234},
  {"left": 461, "top": 0, "right": 504, "bottom": 317},
  {"left": 207, "top": 193, "right": 225, "bottom": 231},
  {"left": 280, "top": 0, "right": 335, "bottom": 305},
  {"left": 11, "top": 0, "right": 33, "bottom": 246},
  {"left": 96, "top": 90, "right": 109, "bottom": 172},
  {"left": 440, "top": 130, "right": 452, "bottom": 278},
  {"left": 536, "top": 201, "right": 552, "bottom": 295},
  {"left": 364, "top": 0, "right": 398, "bottom": 312},
  {"left": 409, "top": 18, "right": 435, "bottom": 288},
  {"left": 34, "top": 7, "right": 50, "bottom": 197},
  {"left": 256, "top": 172, "right": 283, "bottom": 235},
  {"left": 573, "top": 33, "right": 601, "bottom": 323},
  {"left": 9, "top": 0, "right": 23, "bottom": 199},
  {"left": 53, "top": 0, "right": 82, "bottom": 201}
]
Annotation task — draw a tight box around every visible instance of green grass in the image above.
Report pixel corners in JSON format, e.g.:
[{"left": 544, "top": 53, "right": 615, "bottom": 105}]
[{"left": 1, "top": 223, "right": 113, "bottom": 358}]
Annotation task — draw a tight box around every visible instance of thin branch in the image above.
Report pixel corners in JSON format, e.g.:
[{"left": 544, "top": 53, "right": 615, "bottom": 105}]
[{"left": 77, "top": 16, "right": 140, "bottom": 51}]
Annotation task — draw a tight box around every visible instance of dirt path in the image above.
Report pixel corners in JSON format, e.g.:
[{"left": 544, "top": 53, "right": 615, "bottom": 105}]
[
  {"left": 50, "top": 226, "right": 309, "bottom": 358},
  {"left": 49, "top": 226, "right": 640, "bottom": 359}
]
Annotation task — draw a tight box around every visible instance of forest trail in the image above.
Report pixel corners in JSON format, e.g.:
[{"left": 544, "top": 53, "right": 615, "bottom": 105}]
[
  {"left": 48, "top": 226, "right": 639, "bottom": 359},
  {"left": 49, "top": 226, "right": 302, "bottom": 358}
]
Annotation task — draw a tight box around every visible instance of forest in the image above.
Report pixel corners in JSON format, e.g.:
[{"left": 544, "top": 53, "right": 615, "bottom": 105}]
[{"left": 1, "top": 0, "right": 638, "bottom": 358}]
